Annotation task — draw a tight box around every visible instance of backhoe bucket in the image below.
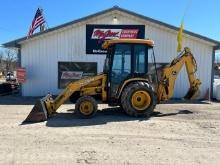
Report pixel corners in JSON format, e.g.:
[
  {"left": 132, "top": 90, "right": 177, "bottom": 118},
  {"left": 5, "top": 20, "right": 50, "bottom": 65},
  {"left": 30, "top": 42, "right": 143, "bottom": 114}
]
[
  {"left": 184, "top": 87, "right": 200, "bottom": 100},
  {"left": 23, "top": 95, "right": 51, "bottom": 123}
]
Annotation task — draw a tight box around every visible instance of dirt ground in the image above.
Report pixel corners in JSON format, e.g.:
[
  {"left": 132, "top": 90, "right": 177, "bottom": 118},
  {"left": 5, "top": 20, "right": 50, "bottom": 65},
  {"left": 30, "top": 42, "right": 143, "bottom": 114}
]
[{"left": 0, "top": 95, "right": 220, "bottom": 165}]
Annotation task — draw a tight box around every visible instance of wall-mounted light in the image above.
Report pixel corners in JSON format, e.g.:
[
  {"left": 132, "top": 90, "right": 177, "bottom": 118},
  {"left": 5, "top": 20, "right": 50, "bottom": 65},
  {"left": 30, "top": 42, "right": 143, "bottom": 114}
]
[{"left": 113, "top": 16, "right": 118, "bottom": 24}]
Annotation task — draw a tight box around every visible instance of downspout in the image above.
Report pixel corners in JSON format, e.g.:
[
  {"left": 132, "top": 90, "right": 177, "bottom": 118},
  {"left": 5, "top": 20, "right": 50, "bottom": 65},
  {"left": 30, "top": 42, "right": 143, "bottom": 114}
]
[
  {"left": 210, "top": 45, "right": 219, "bottom": 100},
  {"left": 17, "top": 45, "right": 21, "bottom": 67},
  {"left": 14, "top": 44, "right": 22, "bottom": 96}
]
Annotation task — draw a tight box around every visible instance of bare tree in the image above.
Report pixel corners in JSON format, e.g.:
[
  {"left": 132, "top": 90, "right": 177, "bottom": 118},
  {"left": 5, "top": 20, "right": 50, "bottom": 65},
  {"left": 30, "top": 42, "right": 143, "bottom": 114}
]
[{"left": 4, "top": 49, "right": 17, "bottom": 73}]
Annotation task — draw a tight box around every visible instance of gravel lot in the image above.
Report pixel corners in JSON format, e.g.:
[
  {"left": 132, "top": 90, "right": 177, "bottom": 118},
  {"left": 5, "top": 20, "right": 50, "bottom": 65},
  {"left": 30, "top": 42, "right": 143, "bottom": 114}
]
[{"left": 0, "top": 95, "right": 220, "bottom": 165}]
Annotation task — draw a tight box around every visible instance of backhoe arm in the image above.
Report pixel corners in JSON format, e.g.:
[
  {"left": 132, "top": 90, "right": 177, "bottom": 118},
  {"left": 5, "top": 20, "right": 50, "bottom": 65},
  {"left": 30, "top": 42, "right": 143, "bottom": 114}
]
[{"left": 157, "top": 47, "right": 201, "bottom": 102}]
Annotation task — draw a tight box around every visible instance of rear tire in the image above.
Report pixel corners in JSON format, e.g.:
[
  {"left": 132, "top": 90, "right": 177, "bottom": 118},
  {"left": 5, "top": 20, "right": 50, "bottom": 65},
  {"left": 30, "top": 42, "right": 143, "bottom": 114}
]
[
  {"left": 121, "top": 82, "right": 156, "bottom": 117},
  {"left": 75, "top": 96, "right": 97, "bottom": 118}
]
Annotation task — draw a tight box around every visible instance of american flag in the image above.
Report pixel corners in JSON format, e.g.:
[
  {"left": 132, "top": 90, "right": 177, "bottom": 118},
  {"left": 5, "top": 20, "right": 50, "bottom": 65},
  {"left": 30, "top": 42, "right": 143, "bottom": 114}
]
[{"left": 27, "top": 8, "right": 45, "bottom": 38}]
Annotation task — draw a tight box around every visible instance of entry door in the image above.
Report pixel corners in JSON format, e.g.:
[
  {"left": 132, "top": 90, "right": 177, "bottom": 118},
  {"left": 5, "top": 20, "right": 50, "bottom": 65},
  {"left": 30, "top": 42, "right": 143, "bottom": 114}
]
[{"left": 109, "top": 44, "right": 131, "bottom": 98}]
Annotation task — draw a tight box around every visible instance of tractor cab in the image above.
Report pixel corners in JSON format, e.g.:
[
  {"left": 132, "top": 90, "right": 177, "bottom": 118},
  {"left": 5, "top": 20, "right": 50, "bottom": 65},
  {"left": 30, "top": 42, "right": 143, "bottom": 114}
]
[{"left": 102, "top": 39, "right": 157, "bottom": 102}]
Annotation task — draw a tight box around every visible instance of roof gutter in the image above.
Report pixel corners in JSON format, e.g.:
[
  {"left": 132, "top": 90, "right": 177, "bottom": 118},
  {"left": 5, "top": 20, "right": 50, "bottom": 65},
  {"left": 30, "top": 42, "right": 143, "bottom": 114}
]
[{"left": 3, "top": 41, "right": 21, "bottom": 48}]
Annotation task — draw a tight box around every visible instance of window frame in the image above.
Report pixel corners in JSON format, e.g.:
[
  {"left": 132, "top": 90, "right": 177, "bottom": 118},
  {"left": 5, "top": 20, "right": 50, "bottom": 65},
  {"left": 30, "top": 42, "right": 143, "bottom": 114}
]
[
  {"left": 133, "top": 44, "right": 148, "bottom": 74},
  {"left": 109, "top": 43, "right": 150, "bottom": 76},
  {"left": 111, "top": 44, "right": 132, "bottom": 75}
]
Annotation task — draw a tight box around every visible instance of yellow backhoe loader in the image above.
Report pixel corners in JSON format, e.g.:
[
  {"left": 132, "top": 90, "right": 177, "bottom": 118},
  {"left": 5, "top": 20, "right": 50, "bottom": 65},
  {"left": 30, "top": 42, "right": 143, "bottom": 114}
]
[{"left": 24, "top": 39, "right": 201, "bottom": 122}]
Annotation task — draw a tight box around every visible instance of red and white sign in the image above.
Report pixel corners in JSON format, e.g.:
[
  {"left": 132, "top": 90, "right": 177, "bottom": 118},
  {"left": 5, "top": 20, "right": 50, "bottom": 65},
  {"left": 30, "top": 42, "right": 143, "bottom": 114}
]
[
  {"left": 86, "top": 25, "right": 145, "bottom": 54},
  {"left": 61, "top": 71, "right": 83, "bottom": 80},
  {"left": 16, "top": 68, "right": 26, "bottom": 83},
  {"left": 91, "top": 29, "right": 139, "bottom": 40}
]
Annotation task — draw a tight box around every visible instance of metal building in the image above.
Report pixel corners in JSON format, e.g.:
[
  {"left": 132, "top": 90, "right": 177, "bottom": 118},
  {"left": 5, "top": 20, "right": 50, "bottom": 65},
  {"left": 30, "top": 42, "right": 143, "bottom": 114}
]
[{"left": 3, "top": 6, "right": 220, "bottom": 98}]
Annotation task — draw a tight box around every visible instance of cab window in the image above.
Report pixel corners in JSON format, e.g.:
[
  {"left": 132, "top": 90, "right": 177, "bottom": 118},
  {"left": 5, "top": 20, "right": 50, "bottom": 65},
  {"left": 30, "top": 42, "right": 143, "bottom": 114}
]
[{"left": 134, "top": 45, "right": 147, "bottom": 73}]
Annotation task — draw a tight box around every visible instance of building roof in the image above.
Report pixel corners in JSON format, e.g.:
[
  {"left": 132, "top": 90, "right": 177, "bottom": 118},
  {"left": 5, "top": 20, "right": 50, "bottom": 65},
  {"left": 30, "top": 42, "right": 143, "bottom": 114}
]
[{"left": 3, "top": 6, "right": 220, "bottom": 47}]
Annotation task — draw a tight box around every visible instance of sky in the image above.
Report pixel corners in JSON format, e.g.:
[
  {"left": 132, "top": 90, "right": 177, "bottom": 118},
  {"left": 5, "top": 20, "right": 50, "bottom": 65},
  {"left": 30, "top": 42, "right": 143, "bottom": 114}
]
[{"left": 0, "top": 0, "right": 220, "bottom": 45}]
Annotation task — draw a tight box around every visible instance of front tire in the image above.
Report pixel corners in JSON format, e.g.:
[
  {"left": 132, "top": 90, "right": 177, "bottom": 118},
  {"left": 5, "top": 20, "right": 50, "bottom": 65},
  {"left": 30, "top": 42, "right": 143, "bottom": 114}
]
[
  {"left": 121, "top": 82, "right": 156, "bottom": 117},
  {"left": 75, "top": 96, "right": 97, "bottom": 118}
]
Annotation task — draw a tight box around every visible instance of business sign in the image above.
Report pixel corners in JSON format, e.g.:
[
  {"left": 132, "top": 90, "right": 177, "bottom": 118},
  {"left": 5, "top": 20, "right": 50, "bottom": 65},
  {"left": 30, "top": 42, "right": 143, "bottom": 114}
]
[
  {"left": 61, "top": 71, "right": 83, "bottom": 80},
  {"left": 16, "top": 68, "right": 26, "bottom": 83},
  {"left": 86, "top": 25, "right": 145, "bottom": 54},
  {"left": 58, "top": 62, "right": 97, "bottom": 89}
]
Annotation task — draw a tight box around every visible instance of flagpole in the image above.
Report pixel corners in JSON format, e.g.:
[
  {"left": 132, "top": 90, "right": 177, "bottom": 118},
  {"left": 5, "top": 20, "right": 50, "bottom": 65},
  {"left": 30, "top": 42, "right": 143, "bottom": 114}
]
[
  {"left": 182, "top": 0, "right": 193, "bottom": 22},
  {"left": 177, "top": 0, "right": 193, "bottom": 53},
  {"left": 39, "top": 7, "right": 49, "bottom": 30}
]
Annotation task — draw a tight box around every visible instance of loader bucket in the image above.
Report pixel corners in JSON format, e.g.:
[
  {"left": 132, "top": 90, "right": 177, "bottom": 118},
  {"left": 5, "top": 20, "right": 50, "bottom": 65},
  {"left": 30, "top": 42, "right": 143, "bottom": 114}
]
[
  {"left": 23, "top": 97, "right": 49, "bottom": 123},
  {"left": 184, "top": 87, "right": 200, "bottom": 100}
]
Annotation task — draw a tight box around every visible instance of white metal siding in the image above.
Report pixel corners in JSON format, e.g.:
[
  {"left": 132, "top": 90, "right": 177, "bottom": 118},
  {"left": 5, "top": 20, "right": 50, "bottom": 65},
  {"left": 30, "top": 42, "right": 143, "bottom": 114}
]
[{"left": 21, "top": 11, "right": 213, "bottom": 98}]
